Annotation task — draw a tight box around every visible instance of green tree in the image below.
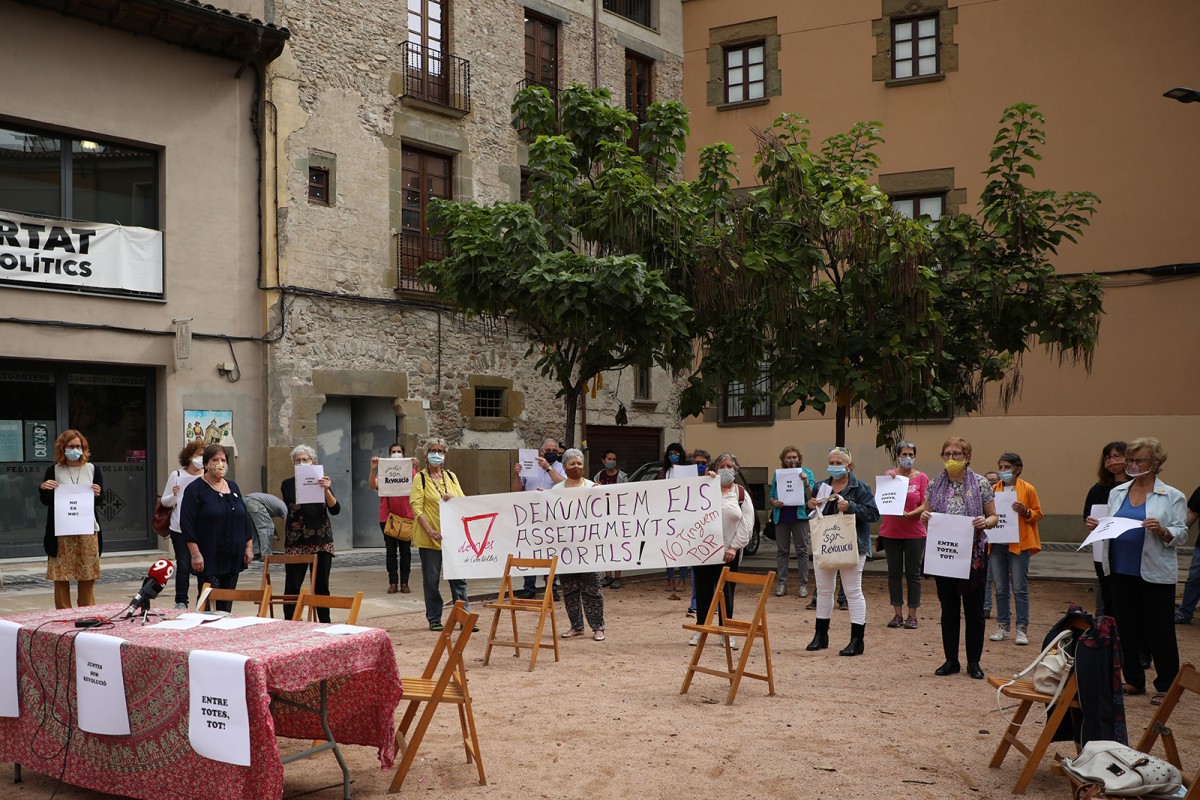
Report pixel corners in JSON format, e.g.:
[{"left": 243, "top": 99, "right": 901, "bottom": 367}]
[
  {"left": 421, "top": 84, "right": 728, "bottom": 446},
  {"left": 682, "top": 103, "right": 1104, "bottom": 447}
]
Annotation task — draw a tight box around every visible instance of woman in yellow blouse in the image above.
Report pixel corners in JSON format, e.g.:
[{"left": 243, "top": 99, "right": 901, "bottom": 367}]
[
  {"left": 988, "top": 452, "right": 1043, "bottom": 646},
  {"left": 410, "top": 437, "right": 467, "bottom": 631}
]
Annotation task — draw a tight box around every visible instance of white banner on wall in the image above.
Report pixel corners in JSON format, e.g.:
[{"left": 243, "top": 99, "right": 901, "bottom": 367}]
[
  {"left": 0, "top": 210, "right": 163, "bottom": 296},
  {"left": 441, "top": 477, "right": 727, "bottom": 579}
]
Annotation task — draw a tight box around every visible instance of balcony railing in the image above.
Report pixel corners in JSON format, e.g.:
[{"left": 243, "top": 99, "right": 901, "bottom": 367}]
[
  {"left": 516, "top": 77, "right": 558, "bottom": 104},
  {"left": 603, "top": 0, "right": 651, "bottom": 27},
  {"left": 400, "top": 41, "right": 471, "bottom": 115},
  {"left": 394, "top": 231, "right": 443, "bottom": 292}
]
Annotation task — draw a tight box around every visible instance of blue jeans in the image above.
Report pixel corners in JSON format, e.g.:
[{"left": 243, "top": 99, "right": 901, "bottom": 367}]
[
  {"left": 419, "top": 547, "right": 467, "bottom": 625},
  {"left": 989, "top": 548, "right": 1031, "bottom": 628},
  {"left": 1177, "top": 544, "right": 1200, "bottom": 620}
]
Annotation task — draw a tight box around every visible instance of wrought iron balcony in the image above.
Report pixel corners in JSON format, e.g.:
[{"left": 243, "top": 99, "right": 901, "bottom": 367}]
[
  {"left": 393, "top": 231, "right": 443, "bottom": 293},
  {"left": 603, "top": 0, "right": 651, "bottom": 27},
  {"left": 400, "top": 41, "right": 471, "bottom": 115},
  {"left": 516, "top": 77, "right": 558, "bottom": 104}
]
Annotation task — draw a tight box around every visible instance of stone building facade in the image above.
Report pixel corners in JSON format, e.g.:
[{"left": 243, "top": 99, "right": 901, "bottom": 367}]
[{"left": 263, "top": 0, "right": 685, "bottom": 548}]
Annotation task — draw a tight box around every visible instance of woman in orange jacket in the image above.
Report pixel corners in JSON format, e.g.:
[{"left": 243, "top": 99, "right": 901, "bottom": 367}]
[{"left": 988, "top": 452, "right": 1043, "bottom": 646}]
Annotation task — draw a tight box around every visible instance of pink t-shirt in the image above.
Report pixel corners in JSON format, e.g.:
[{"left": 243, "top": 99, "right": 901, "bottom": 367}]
[{"left": 878, "top": 470, "right": 929, "bottom": 539}]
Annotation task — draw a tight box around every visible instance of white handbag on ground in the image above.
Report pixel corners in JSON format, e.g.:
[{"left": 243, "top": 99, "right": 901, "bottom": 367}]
[
  {"left": 996, "top": 629, "right": 1075, "bottom": 725},
  {"left": 1060, "top": 740, "right": 1183, "bottom": 797}
]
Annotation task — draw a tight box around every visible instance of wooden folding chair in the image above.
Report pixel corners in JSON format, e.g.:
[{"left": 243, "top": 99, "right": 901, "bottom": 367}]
[
  {"left": 388, "top": 601, "right": 485, "bottom": 794},
  {"left": 681, "top": 567, "right": 776, "bottom": 705},
  {"left": 196, "top": 582, "right": 270, "bottom": 616},
  {"left": 482, "top": 555, "right": 559, "bottom": 671},
  {"left": 261, "top": 553, "right": 317, "bottom": 620},
  {"left": 988, "top": 615, "right": 1090, "bottom": 793},
  {"left": 291, "top": 588, "right": 364, "bottom": 625}
]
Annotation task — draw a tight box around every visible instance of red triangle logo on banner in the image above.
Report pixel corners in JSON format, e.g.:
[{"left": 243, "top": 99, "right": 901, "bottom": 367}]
[{"left": 461, "top": 513, "right": 498, "bottom": 558}]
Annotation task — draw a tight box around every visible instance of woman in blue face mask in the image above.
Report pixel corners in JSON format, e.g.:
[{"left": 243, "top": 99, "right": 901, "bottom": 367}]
[
  {"left": 987, "top": 452, "right": 1042, "bottom": 647},
  {"left": 804, "top": 447, "right": 879, "bottom": 657},
  {"left": 39, "top": 429, "right": 104, "bottom": 609},
  {"left": 657, "top": 442, "right": 689, "bottom": 592}
]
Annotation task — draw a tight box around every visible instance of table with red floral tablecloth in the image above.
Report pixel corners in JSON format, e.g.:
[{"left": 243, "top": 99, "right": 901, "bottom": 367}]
[{"left": 0, "top": 604, "right": 402, "bottom": 800}]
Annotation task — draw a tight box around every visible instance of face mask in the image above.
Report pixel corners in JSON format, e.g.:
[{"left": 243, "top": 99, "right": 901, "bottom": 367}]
[
  {"left": 998, "top": 470, "right": 1014, "bottom": 483},
  {"left": 827, "top": 465, "right": 847, "bottom": 479},
  {"left": 390, "top": 452, "right": 404, "bottom": 459},
  {"left": 944, "top": 459, "right": 966, "bottom": 478},
  {"left": 544, "top": 452, "right": 559, "bottom": 465},
  {"left": 1125, "top": 463, "right": 1151, "bottom": 478},
  {"left": 209, "top": 462, "right": 227, "bottom": 477},
  {"left": 64, "top": 448, "right": 83, "bottom": 462},
  {"left": 717, "top": 468, "right": 736, "bottom": 486},
  {"left": 784, "top": 458, "right": 800, "bottom": 467},
  {"left": 604, "top": 460, "right": 616, "bottom": 470},
  {"left": 427, "top": 452, "right": 445, "bottom": 466},
  {"left": 565, "top": 466, "right": 584, "bottom": 480},
  {"left": 191, "top": 456, "right": 204, "bottom": 469},
  {"left": 668, "top": 453, "right": 681, "bottom": 464},
  {"left": 897, "top": 457, "right": 914, "bottom": 469}
]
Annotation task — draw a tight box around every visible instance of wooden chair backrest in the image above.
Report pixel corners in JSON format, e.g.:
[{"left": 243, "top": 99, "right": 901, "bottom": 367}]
[
  {"left": 496, "top": 554, "right": 557, "bottom": 602},
  {"left": 197, "top": 582, "right": 271, "bottom": 617},
  {"left": 1134, "top": 662, "right": 1200, "bottom": 797},
  {"left": 709, "top": 567, "right": 773, "bottom": 625},
  {"left": 291, "top": 588, "right": 364, "bottom": 625},
  {"left": 416, "top": 601, "right": 478, "bottom": 690}
]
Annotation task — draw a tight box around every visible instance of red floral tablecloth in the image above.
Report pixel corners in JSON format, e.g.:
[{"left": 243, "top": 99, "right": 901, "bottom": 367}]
[{"left": 0, "top": 604, "right": 402, "bottom": 800}]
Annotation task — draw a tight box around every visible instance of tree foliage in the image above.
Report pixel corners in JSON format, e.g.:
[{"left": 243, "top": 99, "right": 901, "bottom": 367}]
[{"left": 420, "top": 84, "right": 728, "bottom": 445}]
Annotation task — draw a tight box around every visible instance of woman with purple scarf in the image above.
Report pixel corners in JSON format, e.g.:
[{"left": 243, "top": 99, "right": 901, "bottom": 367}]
[{"left": 920, "top": 436, "right": 999, "bottom": 680}]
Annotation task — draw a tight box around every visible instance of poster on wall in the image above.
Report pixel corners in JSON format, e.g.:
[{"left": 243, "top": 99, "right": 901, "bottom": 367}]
[
  {"left": 0, "top": 421, "right": 21, "bottom": 462},
  {"left": 184, "top": 411, "right": 232, "bottom": 446}
]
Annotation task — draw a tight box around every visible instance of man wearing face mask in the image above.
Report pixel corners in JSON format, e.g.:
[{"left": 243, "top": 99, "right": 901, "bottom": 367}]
[{"left": 512, "top": 437, "right": 566, "bottom": 599}]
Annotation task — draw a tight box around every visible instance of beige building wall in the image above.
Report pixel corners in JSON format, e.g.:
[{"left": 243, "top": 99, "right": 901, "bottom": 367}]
[
  {"left": 262, "top": 0, "right": 686, "bottom": 542},
  {"left": 0, "top": 3, "right": 273, "bottom": 554},
  {"left": 681, "top": 0, "right": 1200, "bottom": 540}
]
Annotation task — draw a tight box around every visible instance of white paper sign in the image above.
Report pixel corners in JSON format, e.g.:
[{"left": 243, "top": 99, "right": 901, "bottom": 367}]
[
  {"left": 816, "top": 483, "right": 833, "bottom": 502},
  {"left": 922, "top": 513, "right": 975, "bottom": 579},
  {"left": 189, "top": 650, "right": 251, "bottom": 766},
  {"left": 989, "top": 490, "right": 1021, "bottom": 544},
  {"left": 1089, "top": 504, "right": 1109, "bottom": 562},
  {"left": 55, "top": 482, "right": 94, "bottom": 536},
  {"left": 775, "top": 469, "right": 807, "bottom": 506},
  {"left": 0, "top": 621, "right": 21, "bottom": 718},
  {"left": 145, "top": 618, "right": 206, "bottom": 630},
  {"left": 441, "top": 477, "right": 727, "bottom": 579},
  {"left": 669, "top": 465, "right": 705, "bottom": 480},
  {"left": 204, "top": 616, "right": 281, "bottom": 631},
  {"left": 874, "top": 475, "right": 910, "bottom": 517},
  {"left": 295, "top": 464, "right": 325, "bottom": 505},
  {"left": 314, "top": 624, "right": 375, "bottom": 636},
  {"left": 1078, "top": 516, "right": 1144, "bottom": 550},
  {"left": 74, "top": 632, "right": 130, "bottom": 735},
  {"left": 377, "top": 458, "right": 414, "bottom": 497},
  {"left": 518, "top": 449, "right": 539, "bottom": 480}
]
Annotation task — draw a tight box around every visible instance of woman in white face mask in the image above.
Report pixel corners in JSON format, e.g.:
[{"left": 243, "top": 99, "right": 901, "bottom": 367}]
[
  {"left": 688, "top": 453, "right": 754, "bottom": 647},
  {"left": 1086, "top": 437, "right": 1187, "bottom": 706},
  {"left": 38, "top": 429, "right": 104, "bottom": 609},
  {"left": 159, "top": 439, "right": 207, "bottom": 608}
]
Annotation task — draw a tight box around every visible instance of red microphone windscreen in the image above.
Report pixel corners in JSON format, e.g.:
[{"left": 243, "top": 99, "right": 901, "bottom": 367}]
[{"left": 147, "top": 558, "right": 175, "bottom": 586}]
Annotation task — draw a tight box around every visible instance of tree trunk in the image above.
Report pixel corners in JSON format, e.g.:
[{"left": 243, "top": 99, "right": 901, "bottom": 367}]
[
  {"left": 835, "top": 400, "right": 847, "bottom": 448},
  {"left": 562, "top": 381, "right": 586, "bottom": 448}
]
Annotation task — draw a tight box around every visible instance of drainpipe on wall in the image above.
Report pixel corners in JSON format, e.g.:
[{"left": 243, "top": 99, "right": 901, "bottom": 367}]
[{"left": 593, "top": 0, "right": 600, "bottom": 89}]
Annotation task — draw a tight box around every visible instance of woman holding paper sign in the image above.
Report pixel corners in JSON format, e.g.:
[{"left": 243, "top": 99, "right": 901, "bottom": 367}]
[
  {"left": 552, "top": 449, "right": 606, "bottom": 641},
  {"left": 281, "top": 444, "right": 340, "bottom": 623},
  {"left": 768, "top": 446, "right": 815, "bottom": 599},
  {"left": 369, "top": 442, "right": 414, "bottom": 594},
  {"left": 411, "top": 437, "right": 469, "bottom": 632},
  {"left": 1086, "top": 437, "right": 1187, "bottom": 702},
  {"left": 1083, "top": 441, "right": 1127, "bottom": 617},
  {"left": 805, "top": 447, "right": 880, "bottom": 657},
  {"left": 987, "top": 453, "right": 1042, "bottom": 647},
  {"left": 879, "top": 441, "right": 928, "bottom": 631},
  {"left": 39, "top": 429, "right": 104, "bottom": 609},
  {"left": 920, "top": 436, "right": 997, "bottom": 680}
]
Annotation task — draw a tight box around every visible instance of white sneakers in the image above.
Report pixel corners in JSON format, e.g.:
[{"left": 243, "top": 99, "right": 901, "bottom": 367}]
[
  {"left": 688, "top": 632, "right": 702, "bottom": 646},
  {"left": 688, "top": 633, "right": 740, "bottom": 650},
  {"left": 989, "top": 626, "right": 1010, "bottom": 642},
  {"left": 1015, "top": 627, "right": 1029, "bottom": 646}
]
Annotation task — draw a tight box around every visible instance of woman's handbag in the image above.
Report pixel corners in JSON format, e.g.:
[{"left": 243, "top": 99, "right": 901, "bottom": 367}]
[
  {"left": 151, "top": 500, "right": 172, "bottom": 537},
  {"left": 809, "top": 507, "right": 858, "bottom": 570},
  {"left": 1061, "top": 740, "right": 1182, "bottom": 797},
  {"left": 384, "top": 513, "right": 414, "bottom": 542},
  {"left": 996, "top": 629, "right": 1075, "bottom": 725}
]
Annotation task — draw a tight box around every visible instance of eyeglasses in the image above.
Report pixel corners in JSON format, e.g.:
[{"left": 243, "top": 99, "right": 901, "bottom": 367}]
[
  {"left": 427, "top": 449, "right": 446, "bottom": 455},
  {"left": 1104, "top": 454, "right": 1125, "bottom": 462},
  {"left": 1125, "top": 457, "right": 1153, "bottom": 466},
  {"left": 941, "top": 452, "right": 966, "bottom": 459},
  {"left": 694, "top": 461, "right": 709, "bottom": 466}
]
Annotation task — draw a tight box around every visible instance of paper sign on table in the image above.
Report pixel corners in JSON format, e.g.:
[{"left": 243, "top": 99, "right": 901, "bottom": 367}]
[
  {"left": 189, "top": 650, "right": 251, "bottom": 766},
  {"left": 205, "top": 616, "right": 281, "bottom": 631},
  {"left": 314, "top": 624, "right": 375, "bottom": 636},
  {"left": 146, "top": 618, "right": 206, "bottom": 630},
  {"left": 55, "top": 483, "right": 95, "bottom": 536},
  {"left": 0, "top": 621, "right": 20, "bottom": 717},
  {"left": 988, "top": 490, "right": 1021, "bottom": 544},
  {"left": 775, "top": 468, "right": 807, "bottom": 506},
  {"left": 922, "top": 513, "right": 975, "bottom": 580},
  {"left": 74, "top": 632, "right": 130, "bottom": 735},
  {"left": 295, "top": 464, "right": 326, "bottom": 505},
  {"left": 1078, "top": 516, "right": 1144, "bottom": 550},
  {"left": 874, "top": 474, "right": 909, "bottom": 516},
  {"left": 518, "top": 449, "right": 539, "bottom": 480},
  {"left": 376, "top": 458, "right": 413, "bottom": 497},
  {"left": 1089, "top": 504, "right": 1109, "bottom": 562}
]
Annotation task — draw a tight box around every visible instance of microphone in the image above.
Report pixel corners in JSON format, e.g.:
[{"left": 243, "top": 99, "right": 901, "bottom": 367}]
[{"left": 130, "top": 558, "right": 175, "bottom": 612}]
